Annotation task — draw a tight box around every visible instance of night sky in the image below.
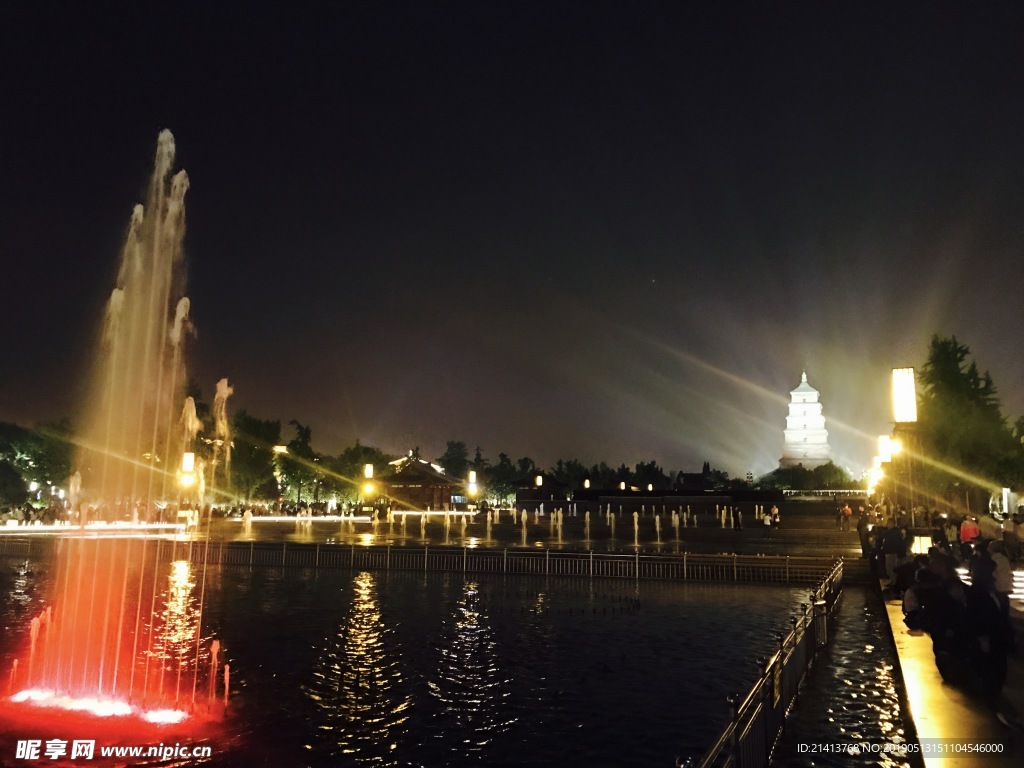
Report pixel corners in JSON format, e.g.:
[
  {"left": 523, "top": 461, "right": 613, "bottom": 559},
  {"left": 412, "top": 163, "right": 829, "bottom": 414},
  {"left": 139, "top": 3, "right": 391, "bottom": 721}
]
[{"left": 3, "top": 2, "right": 1024, "bottom": 477}]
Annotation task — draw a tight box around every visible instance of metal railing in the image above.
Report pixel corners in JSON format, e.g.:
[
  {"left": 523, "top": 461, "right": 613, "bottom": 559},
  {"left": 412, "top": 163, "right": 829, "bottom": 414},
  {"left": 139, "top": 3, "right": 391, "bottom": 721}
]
[
  {"left": 0, "top": 536, "right": 49, "bottom": 559},
  {"left": 167, "top": 541, "right": 839, "bottom": 583},
  {"left": 694, "top": 560, "right": 844, "bottom": 768},
  {"left": 2, "top": 536, "right": 841, "bottom": 586}
]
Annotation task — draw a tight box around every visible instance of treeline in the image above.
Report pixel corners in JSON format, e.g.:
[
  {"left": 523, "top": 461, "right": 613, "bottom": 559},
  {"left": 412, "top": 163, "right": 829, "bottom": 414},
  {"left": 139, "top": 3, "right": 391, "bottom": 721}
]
[{"left": 914, "top": 335, "right": 1024, "bottom": 510}]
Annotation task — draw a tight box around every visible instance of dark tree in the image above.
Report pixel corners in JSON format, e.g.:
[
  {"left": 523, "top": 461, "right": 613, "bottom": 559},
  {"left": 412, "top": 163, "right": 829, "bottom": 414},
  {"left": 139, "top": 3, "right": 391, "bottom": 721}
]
[
  {"left": 917, "top": 335, "right": 1023, "bottom": 504},
  {"left": 588, "top": 462, "right": 617, "bottom": 489},
  {"left": 327, "top": 440, "right": 397, "bottom": 502},
  {"left": 810, "top": 462, "right": 853, "bottom": 489},
  {"left": 0, "top": 460, "right": 28, "bottom": 509},
  {"left": 633, "top": 460, "right": 668, "bottom": 489},
  {"left": 516, "top": 456, "right": 537, "bottom": 477},
  {"left": 230, "top": 411, "right": 281, "bottom": 502},
  {"left": 437, "top": 440, "right": 470, "bottom": 479},
  {"left": 470, "top": 446, "right": 489, "bottom": 472},
  {"left": 550, "top": 458, "right": 588, "bottom": 488},
  {"left": 282, "top": 420, "right": 317, "bottom": 503},
  {"left": 614, "top": 463, "right": 632, "bottom": 486},
  {"left": 0, "top": 421, "right": 73, "bottom": 499},
  {"left": 484, "top": 453, "right": 519, "bottom": 503}
]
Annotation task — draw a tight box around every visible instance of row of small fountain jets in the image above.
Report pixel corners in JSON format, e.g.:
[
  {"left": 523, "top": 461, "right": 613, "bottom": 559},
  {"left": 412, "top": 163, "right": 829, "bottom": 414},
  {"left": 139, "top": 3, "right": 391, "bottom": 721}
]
[{"left": 275, "top": 504, "right": 775, "bottom": 546}]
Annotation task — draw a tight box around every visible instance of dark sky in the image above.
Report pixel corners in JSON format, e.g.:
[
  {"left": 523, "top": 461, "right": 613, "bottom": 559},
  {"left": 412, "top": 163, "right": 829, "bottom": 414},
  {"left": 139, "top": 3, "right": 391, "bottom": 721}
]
[{"left": 3, "top": 1, "right": 1024, "bottom": 477}]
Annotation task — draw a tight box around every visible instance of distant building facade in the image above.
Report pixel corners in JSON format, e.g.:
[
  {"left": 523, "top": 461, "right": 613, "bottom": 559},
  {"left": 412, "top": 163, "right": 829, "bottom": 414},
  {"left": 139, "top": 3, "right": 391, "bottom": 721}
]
[
  {"left": 383, "top": 455, "right": 461, "bottom": 511},
  {"left": 779, "top": 371, "right": 832, "bottom": 469}
]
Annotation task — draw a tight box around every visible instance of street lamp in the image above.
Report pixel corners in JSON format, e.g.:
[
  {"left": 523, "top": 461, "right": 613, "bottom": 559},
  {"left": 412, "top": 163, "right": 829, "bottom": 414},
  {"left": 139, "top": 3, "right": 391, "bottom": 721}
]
[
  {"left": 180, "top": 451, "right": 196, "bottom": 488},
  {"left": 467, "top": 470, "right": 478, "bottom": 510},
  {"left": 878, "top": 435, "right": 893, "bottom": 463},
  {"left": 177, "top": 451, "right": 197, "bottom": 528},
  {"left": 892, "top": 368, "right": 918, "bottom": 424},
  {"left": 361, "top": 463, "right": 376, "bottom": 507},
  {"left": 892, "top": 367, "right": 919, "bottom": 523}
]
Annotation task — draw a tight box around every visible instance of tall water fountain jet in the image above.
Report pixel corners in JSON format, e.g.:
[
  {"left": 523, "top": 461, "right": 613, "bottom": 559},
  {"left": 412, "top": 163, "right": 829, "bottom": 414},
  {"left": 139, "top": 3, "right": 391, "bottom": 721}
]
[
  {"left": 7, "top": 132, "right": 223, "bottom": 726},
  {"left": 77, "top": 129, "right": 192, "bottom": 513}
]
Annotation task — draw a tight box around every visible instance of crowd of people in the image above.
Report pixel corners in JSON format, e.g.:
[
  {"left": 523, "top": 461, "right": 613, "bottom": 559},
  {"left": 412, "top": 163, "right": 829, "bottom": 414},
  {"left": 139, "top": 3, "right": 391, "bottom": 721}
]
[{"left": 856, "top": 502, "right": 1020, "bottom": 704}]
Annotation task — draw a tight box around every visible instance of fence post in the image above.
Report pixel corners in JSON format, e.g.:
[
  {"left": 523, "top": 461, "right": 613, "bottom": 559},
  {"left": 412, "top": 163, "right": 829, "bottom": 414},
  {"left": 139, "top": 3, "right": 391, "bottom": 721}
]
[
  {"left": 315, "top": 544, "right": 320, "bottom": 570},
  {"left": 464, "top": 547, "right": 467, "bottom": 574},
  {"left": 589, "top": 550, "right": 593, "bottom": 578},
  {"left": 249, "top": 540, "right": 253, "bottom": 567},
  {"left": 683, "top": 551, "right": 687, "bottom": 580},
  {"left": 282, "top": 542, "right": 287, "bottom": 567},
  {"left": 785, "top": 556, "right": 790, "bottom": 582},
  {"left": 635, "top": 551, "right": 639, "bottom": 580},
  {"left": 545, "top": 549, "right": 549, "bottom": 576},
  {"left": 351, "top": 544, "right": 355, "bottom": 570},
  {"left": 813, "top": 599, "right": 828, "bottom": 647},
  {"left": 425, "top": 545, "right": 429, "bottom": 574},
  {"left": 727, "top": 694, "right": 739, "bottom": 757},
  {"left": 503, "top": 548, "right": 507, "bottom": 573},
  {"left": 733, "top": 553, "right": 738, "bottom": 582}
]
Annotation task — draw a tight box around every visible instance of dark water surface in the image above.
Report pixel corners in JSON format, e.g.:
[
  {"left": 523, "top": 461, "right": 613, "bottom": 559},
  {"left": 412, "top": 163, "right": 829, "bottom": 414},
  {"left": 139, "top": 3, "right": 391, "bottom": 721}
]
[
  {"left": 1, "top": 553, "right": 911, "bottom": 767},
  {"left": 772, "top": 586, "right": 916, "bottom": 768}
]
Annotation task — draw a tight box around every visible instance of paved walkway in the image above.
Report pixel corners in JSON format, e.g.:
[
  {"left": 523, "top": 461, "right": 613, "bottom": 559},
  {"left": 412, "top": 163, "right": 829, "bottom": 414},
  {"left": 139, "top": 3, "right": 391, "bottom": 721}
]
[{"left": 883, "top": 592, "right": 1024, "bottom": 767}]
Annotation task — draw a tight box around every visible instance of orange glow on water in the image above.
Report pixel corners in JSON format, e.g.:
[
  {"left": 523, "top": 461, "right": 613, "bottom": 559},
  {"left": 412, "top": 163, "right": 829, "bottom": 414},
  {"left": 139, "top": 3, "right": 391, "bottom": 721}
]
[{"left": 10, "top": 688, "right": 188, "bottom": 723}]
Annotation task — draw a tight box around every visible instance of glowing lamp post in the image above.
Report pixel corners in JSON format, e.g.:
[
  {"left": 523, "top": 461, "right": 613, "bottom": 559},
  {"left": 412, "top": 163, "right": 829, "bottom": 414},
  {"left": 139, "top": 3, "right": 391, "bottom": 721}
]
[
  {"left": 878, "top": 435, "right": 893, "bottom": 463},
  {"left": 891, "top": 367, "right": 918, "bottom": 523},
  {"left": 467, "top": 470, "right": 478, "bottom": 510},
  {"left": 180, "top": 452, "right": 196, "bottom": 489},
  {"left": 176, "top": 451, "right": 197, "bottom": 526},
  {"left": 892, "top": 368, "right": 918, "bottom": 424}
]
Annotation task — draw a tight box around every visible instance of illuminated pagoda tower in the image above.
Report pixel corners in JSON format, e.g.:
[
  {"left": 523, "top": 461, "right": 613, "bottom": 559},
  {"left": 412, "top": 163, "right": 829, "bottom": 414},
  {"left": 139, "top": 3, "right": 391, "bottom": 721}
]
[{"left": 779, "top": 371, "right": 832, "bottom": 468}]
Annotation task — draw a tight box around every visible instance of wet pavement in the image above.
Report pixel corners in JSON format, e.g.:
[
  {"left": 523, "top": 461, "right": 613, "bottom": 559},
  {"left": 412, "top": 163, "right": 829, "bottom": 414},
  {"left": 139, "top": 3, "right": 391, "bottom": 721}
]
[{"left": 882, "top": 594, "right": 1024, "bottom": 768}]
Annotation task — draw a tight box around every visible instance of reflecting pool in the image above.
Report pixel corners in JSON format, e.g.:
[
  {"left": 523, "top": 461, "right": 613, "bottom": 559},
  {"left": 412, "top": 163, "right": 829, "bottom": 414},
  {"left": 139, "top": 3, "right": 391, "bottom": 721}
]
[{"left": 2, "top": 557, "right": 823, "bottom": 766}]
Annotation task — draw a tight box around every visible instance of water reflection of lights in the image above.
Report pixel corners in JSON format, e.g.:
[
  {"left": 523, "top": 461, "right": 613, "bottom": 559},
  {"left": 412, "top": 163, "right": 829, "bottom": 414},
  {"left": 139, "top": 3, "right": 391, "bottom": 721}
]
[
  {"left": 429, "top": 581, "right": 513, "bottom": 754},
  {"left": 11, "top": 689, "right": 187, "bottom": 723},
  {"left": 0, "top": 522, "right": 185, "bottom": 535},
  {"left": 228, "top": 515, "right": 369, "bottom": 523},
  {"left": 149, "top": 560, "right": 200, "bottom": 675},
  {"left": 304, "top": 571, "right": 410, "bottom": 762}
]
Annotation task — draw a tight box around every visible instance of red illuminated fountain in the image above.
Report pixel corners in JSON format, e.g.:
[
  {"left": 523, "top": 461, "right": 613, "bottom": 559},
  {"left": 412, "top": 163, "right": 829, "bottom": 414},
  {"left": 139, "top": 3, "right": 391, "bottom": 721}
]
[{"left": 4, "top": 131, "right": 226, "bottom": 731}]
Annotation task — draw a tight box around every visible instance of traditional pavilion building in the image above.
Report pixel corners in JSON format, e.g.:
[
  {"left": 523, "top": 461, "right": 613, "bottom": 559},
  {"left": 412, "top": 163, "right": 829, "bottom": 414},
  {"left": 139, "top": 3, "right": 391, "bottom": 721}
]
[
  {"left": 779, "top": 371, "right": 832, "bottom": 468},
  {"left": 383, "top": 454, "right": 462, "bottom": 511}
]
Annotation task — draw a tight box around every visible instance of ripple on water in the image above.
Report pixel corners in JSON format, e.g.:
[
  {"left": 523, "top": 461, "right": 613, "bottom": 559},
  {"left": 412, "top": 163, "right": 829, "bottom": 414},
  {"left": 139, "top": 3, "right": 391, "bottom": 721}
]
[{"left": 772, "top": 587, "right": 915, "bottom": 768}]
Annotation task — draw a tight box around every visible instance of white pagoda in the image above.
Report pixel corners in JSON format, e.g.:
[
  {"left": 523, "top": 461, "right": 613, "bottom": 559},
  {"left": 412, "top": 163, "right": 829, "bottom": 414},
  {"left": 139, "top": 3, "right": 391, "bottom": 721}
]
[{"left": 779, "top": 371, "right": 832, "bottom": 468}]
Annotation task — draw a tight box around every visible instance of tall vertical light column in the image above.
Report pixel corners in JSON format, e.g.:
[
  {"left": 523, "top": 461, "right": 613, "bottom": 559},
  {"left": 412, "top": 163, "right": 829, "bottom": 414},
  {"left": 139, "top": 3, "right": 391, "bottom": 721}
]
[{"left": 891, "top": 367, "right": 918, "bottom": 522}]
